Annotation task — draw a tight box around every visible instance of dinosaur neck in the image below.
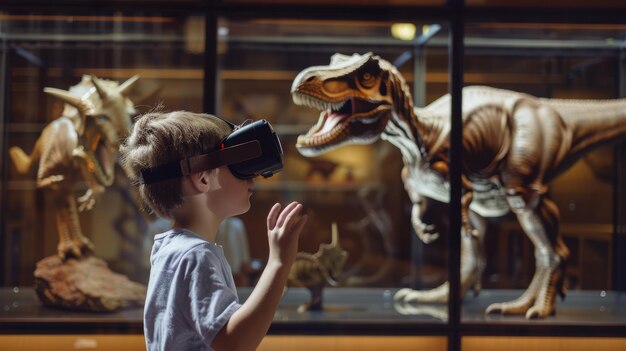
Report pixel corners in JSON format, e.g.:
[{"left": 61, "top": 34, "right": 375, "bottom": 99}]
[{"left": 382, "top": 71, "right": 444, "bottom": 166}]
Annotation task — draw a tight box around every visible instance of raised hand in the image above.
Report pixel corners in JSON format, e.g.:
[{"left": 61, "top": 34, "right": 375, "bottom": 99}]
[{"left": 266, "top": 201, "right": 308, "bottom": 266}]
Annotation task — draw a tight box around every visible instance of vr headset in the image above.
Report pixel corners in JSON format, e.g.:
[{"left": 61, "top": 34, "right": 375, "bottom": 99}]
[{"left": 139, "top": 118, "right": 283, "bottom": 184}]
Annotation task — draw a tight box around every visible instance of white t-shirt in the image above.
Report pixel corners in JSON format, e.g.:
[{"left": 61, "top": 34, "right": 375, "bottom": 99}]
[{"left": 144, "top": 229, "right": 242, "bottom": 351}]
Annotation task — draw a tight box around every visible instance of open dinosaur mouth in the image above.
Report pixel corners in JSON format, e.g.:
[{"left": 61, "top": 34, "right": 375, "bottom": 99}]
[
  {"left": 96, "top": 139, "right": 114, "bottom": 178},
  {"left": 313, "top": 97, "right": 387, "bottom": 135},
  {"left": 295, "top": 93, "right": 390, "bottom": 146}
]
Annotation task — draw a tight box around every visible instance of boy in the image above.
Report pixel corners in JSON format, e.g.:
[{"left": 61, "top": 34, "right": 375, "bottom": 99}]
[{"left": 120, "top": 110, "right": 307, "bottom": 351}]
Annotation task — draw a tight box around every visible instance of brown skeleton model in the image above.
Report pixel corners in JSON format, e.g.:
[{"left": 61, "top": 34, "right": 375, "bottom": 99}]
[
  {"left": 291, "top": 52, "right": 626, "bottom": 318},
  {"left": 9, "top": 75, "right": 138, "bottom": 259},
  {"left": 287, "top": 222, "right": 348, "bottom": 311}
]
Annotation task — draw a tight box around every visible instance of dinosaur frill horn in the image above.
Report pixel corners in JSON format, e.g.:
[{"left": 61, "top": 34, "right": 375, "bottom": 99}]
[
  {"left": 331, "top": 222, "right": 338, "bottom": 246},
  {"left": 117, "top": 75, "right": 139, "bottom": 96},
  {"left": 90, "top": 75, "right": 109, "bottom": 100},
  {"left": 43, "top": 87, "right": 92, "bottom": 116}
]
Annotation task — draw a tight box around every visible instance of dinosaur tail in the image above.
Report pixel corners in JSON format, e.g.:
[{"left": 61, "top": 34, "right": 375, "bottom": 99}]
[
  {"left": 546, "top": 98, "right": 626, "bottom": 156},
  {"left": 9, "top": 146, "right": 35, "bottom": 174},
  {"left": 9, "top": 128, "right": 49, "bottom": 175},
  {"left": 542, "top": 98, "right": 626, "bottom": 177}
]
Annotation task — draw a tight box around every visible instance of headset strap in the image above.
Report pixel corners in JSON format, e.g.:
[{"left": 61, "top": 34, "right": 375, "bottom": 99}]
[{"left": 138, "top": 140, "right": 261, "bottom": 185}]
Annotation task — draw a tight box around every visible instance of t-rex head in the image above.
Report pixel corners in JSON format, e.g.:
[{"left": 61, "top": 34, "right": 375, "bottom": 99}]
[{"left": 291, "top": 52, "right": 398, "bottom": 157}]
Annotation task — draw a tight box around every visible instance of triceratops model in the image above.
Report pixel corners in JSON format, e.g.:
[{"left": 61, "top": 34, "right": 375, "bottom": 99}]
[
  {"left": 10, "top": 75, "right": 138, "bottom": 259},
  {"left": 291, "top": 52, "right": 626, "bottom": 318},
  {"left": 287, "top": 222, "right": 348, "bottom": 311}
]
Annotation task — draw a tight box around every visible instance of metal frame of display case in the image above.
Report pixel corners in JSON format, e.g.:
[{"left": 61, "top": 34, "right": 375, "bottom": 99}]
[
  {"left": 0, "top": 22, "right": 8, "bottom": 288},
  {"left": 1, "top": 1, "right": 626, "bottom": 351}
]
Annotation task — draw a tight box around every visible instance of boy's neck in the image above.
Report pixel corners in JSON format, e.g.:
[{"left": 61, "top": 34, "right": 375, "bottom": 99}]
[{"left": 171, "top": 206, "right": 221, "bottom": 243}]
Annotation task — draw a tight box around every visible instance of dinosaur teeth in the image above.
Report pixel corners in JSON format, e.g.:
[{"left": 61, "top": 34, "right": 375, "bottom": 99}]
[
  {"left": 313, "top": 99, "right": 329, "bottom": 111},
  {"left": 294, "top": 93, "right": 345, "bottom": 112},
  {"left": 331, "top": 101, "right": 346, "bottom": 111}
]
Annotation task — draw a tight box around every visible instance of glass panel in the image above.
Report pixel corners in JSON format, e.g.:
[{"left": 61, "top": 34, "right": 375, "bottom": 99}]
[
  {"left": 1, "top": 12, "right": 205, "bottom": 287},
  {"left": 223, "top": 0, "right": 444, "bottom": 5},
  {"left": 217, "top": 18, "right": 451, "bottom": 327},
  {"left": 466, "top": 0, "right": 626, "bottom": 8},
  {"left": 461, "top": 22, "right": 626, "bottom": 328}
]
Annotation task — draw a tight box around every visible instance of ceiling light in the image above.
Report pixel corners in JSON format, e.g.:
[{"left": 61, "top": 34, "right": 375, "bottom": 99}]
[{"left": 391, "top": 23, "right": 417, "bottom": 41}]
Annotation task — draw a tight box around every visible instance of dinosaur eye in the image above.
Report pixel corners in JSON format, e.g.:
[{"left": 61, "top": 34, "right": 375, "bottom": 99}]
[{"left": 359, "top": 71, "right": 376, "bottom": 88}]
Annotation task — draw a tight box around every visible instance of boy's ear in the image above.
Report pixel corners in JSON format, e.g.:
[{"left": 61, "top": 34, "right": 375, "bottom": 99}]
[{"left": 188, "top": 171, "right": 211, "bottom": 193}]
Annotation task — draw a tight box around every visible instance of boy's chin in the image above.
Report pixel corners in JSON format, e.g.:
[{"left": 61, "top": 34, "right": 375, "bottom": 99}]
[{"left": 232, "top": 202, "right": 251, "bottom": 216}]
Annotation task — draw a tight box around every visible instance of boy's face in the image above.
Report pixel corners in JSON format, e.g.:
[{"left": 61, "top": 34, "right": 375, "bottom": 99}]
[{"left": 206, "top": 166, "right": 254, "bottom": 218}]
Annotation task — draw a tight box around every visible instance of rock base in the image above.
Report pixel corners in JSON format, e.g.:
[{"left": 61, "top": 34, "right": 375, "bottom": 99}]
[{"left": 34, "top": 255, "right": 147, "bottom": 312}]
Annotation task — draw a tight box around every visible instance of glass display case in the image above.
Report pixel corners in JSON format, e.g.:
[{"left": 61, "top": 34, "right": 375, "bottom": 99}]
[
  {"left": 1, "top": 2, "right": 625, "bottom": 351},
  {"left": 1, "top": 11, "right": 207, "bottom": 286},
  {"left": 216, "top": 16, "right": 451, "bottom": 294}
]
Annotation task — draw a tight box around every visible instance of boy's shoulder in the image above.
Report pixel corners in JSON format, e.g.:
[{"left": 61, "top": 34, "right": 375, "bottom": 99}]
[
  {"left": 153, "top": 229, "right": 209, "bottom": 258},
  {"left": 153, "top": 229, "right": 224, "bottom": 261},
  {"left": 155, "top": 228, "right": 204, "bottom": 245}
]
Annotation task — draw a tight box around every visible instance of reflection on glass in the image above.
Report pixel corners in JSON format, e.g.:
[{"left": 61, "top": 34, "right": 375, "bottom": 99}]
[{"left": 394, "top": 299, "right": 448, "bottom": 321}]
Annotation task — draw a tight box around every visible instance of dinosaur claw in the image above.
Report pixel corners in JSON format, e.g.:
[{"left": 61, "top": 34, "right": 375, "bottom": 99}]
[
  {"left": 470, "top": 229, "right": 480, "bottom": 238},
  {"left": 393, "top": 288, "right": 412, "bottom": 301},
  {"left": 395, "top": 283, "right": 450, "bottom": 303},
  {"left": 525, "top": 309, "right": 539, "bottom": 319},
  {"left": 485, "top": 303, "right": 503, "bottom": 315},
  {"left": 525, "top": 305, "right": 554, "bottom": 319},
  {"left": 415, "top": 224, "right": 440, "bottom": 244},
  {"left": 423, "top": 232, "right": 439, "bottom": 244},
  {"left": 74, "top": 245, "right": 83, "bottom": 256},
  {"left": 57, "top": 238, "right": 94, "bottom": 260}
]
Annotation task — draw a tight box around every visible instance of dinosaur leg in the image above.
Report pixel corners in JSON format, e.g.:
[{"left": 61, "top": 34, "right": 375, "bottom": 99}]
[
  {"left": 486, "top": 195, "right": 567, "bottom": 318},
  {"left": 467, "top": 210, "right": 487, "bottom": 296},
  {"left": 395, "top": 218, "right": 485, "bottom": 303},
  {"left": 56, "top": 195, "right": 94, "bottom": 259},
  {"left": 74, "top": 146, "right": 107, "bottom": 212},
  {"left": 67, "top": 195, "right": 95, "bottom": 255},
  {"left": 459, "top": 191, "right": 485, "bottom": 296},
  {"left": 306, "top": 285, "right": 324, "bottom": 311},
  {"left": 523, "top": 197, "right": 568, "bottom": 318},
  {"left": 56, "top": 204, "right": 74, "bottom": 260}
]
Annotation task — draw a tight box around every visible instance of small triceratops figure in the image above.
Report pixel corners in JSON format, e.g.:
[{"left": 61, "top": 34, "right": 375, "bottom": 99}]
[{"left": 287, "top": 222, "right": 348, "bottom": 311}]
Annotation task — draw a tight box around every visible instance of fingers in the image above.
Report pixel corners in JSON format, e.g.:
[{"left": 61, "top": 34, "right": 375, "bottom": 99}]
[
  {"left": 276, "top": 201, "right": 300, "bottom": 228},
  {"left": 269, "top": 201, "right": 307, "bottom": 232},
  {"left": 267, "top": 203, "right": 282, "bottom": 230},
  {"left": 292, "top": 214, "right": 308, "bottom": 236},
  {"left": 282, "top": 203, "right": 303, "bottom": 230}
]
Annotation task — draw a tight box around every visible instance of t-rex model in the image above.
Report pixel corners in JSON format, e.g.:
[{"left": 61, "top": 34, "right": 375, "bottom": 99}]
[
  {"left": 9, "top": 75, "right": 138, "bottom": 259},
  {"left": 291, "top": 52, "right": 626, "bottom": 318}
]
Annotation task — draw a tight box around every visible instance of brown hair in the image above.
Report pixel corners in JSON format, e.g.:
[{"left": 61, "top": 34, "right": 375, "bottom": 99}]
[{"left": 119, "top": 110, "right": 232, "bottom": 218}]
